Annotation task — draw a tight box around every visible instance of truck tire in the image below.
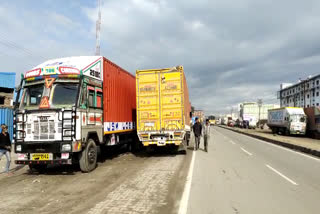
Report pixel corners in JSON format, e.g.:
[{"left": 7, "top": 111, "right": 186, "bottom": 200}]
[
  {"left": 285, "top": 129, "right": 290, "bottom": 136},
  {"left": 79, "top": 139, "right": 97, "bottom": 173}
]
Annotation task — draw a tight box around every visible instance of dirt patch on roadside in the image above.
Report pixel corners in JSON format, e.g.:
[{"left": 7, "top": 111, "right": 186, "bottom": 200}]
[{"left": 0, "top": 148, "right": 190, "bottom": 214}]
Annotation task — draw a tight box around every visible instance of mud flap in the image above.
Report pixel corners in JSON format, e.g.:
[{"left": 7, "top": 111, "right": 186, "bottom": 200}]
[{"left": 178, "top": 141, "right": 187, "bottom": 154}]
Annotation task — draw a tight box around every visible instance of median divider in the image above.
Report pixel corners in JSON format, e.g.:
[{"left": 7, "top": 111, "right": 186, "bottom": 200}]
[{"left": 218, "top": 125, "right": 320, "bottom": 158}]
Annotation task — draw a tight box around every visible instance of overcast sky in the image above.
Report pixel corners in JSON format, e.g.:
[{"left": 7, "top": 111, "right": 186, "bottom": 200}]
[{"left": 1, "top": 0, "right": 320, "bottom": 115}]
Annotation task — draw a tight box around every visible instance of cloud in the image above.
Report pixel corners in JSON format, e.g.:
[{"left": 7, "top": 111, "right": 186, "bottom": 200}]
[
  {"left": 2, "top": 0, "right": 320, "bottom": 116},
  {"left": 81, "top": 0, "right": 320, "bottom": 115},
  {"left": 0, "top": 1, "right": 93, "bottom": 83}
]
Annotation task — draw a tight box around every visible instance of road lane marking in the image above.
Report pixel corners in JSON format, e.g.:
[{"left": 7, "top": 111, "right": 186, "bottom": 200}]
[
  {"left": 266, "top": 164, "right": 298, "bottom": 185},
  {"left": 230, "top": 140, "right": 236, "bottom": 145},
  {"left": 178, "top": 151, "right": 196, "bottom": 214},
  {"left": 220, "top": 127, "right": 320, "bottom": 163},
  {"left": 240, "top": 147, "right": 252, "bottom": 156}
]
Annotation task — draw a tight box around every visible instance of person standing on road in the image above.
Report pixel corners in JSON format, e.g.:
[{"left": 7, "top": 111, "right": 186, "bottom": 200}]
[
  {"left": 0, "top": 124, "right": 12, "bottom": 174},
  {"left": 193, "top": 117, "right": 202, "bottom": 150},
  {"left": 203, "top": 119, "right": 210, "bottom": 152}
]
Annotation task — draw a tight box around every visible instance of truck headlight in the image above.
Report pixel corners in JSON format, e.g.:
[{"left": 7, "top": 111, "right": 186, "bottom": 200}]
[
  {"left": 16, "top": 145, "right": 22, "bottom": 152},
  {"left": 62, "top": 144, "right": 71, "bottom": 152}
]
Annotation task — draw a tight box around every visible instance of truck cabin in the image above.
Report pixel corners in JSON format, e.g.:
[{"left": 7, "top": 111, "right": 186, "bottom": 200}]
[
  {"left": 289, "top": 114, "right": 306, "bottom": 123},
  {"left": 13, "top": 68, "right": 102, "bottom": 144}
]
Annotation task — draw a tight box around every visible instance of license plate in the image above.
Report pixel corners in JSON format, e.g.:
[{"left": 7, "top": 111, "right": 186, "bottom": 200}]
[
  {"left": 157, "top": 141, "right": 166, "bottom": 146},
  {"left": 31, "top": 153, "right": 52, "bottom": 161}
]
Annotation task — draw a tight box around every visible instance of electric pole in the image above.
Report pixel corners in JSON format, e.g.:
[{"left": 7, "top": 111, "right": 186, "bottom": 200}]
[
  {"left": 258, "top": 99, "right": 263, "bottom": 128},
  {"left": 95, "top": 0, "right": 101, "bottom": 56}
]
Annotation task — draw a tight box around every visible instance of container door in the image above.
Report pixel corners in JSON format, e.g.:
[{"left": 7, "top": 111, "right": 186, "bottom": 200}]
[
  {"left": 160, "top": 71, "right": 184, "bottom": 131},
  {"left": 137, "top": 72, "right": 160, "bottom": 132}
]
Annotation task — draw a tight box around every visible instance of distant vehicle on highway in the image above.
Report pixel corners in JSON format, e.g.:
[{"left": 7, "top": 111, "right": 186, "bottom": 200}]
[
  {"left": 303, "top": 107, "right": 320, "bottom": 138},
  {"left": 268, "top": 107, "right": 306, "bottom": 135},
  {"left": 207, "top": 115, "right": 216, "bottom": 125},
  {"left": 243, "top": 114, "right": 257, "bottom": 129},
  {"left": 227, "top": 120, "right": 235, "bottom": 127}
]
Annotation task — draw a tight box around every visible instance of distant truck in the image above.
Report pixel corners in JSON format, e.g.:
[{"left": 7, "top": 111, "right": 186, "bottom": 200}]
[
  {"left": 242, "top": 114, "right": 257, "bottom": 129},
  {"left": 14, "top": 56, "right": 136, "bottom": 172},
  {"left": 304, "top": 107, "right": 320, "bottom": 138},
  {"left": 207, "top": 115, "right": 216, "bottom": 125},
  {"left": 267, "top": 107, "right": 306, "bottom": 135},
  {"left": 136, "top": 66, "right": 191, "bottom": 150}
]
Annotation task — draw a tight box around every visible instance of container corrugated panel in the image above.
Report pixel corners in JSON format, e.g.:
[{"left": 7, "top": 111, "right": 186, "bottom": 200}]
[
  {"left": 136, "top": 66, "right": 190, "bottom": 132},
  {"left": 160, "top": 68, "right": 189, "bottom": 131},
  {"left": 0, "top": 72, "right": 16, "bottom": 89},
  {"left": 103, "top": 58, "right": 136, "bottom": 129},
  {"left": 0, "top": 108, "right": 14, "bottom": 141},
  {"left": 183, "top": 74, "right": 191, "bottom": 125}
]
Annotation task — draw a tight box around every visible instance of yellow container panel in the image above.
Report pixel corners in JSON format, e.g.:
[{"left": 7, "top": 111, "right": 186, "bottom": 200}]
[
  {"left": 136, "top": 72, "right": 160, "bottom": 131},
  {"left": 136, "top": 66, "right": 188, "bottom": 134},
  {"left": 160, "top": 72, "right": 183, "bottom": 131}
]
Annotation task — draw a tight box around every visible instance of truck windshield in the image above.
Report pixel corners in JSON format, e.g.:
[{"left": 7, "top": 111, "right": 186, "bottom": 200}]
[
  {"left": 291, "top": 114, "right": 306, "bottom": 123},
  {"left": 51, "top": 83, "right": 79, "bottom": 107},
  {"left": 20, "top": 84, "right": 44, "bottom": 109}
]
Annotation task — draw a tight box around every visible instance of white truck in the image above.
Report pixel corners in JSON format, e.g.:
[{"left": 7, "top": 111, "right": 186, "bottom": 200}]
[
  {"left": 267, "top": 107, "right": 306, "bottom": 135},
  {"left": 243, "top": 114, "right": 257, "bottom": 129}
]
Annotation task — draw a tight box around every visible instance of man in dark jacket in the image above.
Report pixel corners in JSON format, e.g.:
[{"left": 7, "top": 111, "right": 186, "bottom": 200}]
[
  {"left": 193, "top": 118, "right": 202, "bottom": 150},
  {"left": 0, "top": 124, "right": 11, "bottom": 173}
]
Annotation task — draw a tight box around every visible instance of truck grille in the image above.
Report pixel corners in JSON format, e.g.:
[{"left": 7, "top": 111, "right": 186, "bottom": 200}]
[{"left": 34, "top": 120, "right": 55, "bottom": 140}]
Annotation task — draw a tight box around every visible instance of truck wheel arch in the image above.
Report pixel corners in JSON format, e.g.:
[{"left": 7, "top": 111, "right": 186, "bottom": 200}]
[{"left": 86, "top": 132, "right": 100, "bottom": 145}]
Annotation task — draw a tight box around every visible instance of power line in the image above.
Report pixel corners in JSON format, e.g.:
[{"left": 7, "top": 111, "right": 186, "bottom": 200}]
[
  {"left": 0, "top": 32, "right": 47, "bottom": 62},
  {"left": 95, "top": 0, "right": 101, "bottom": 56}
]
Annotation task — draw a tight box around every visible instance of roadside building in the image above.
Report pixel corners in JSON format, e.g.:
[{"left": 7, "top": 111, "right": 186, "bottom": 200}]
[
  {"left": 0, "top": 72, "right": 16, "bottom": 107},
  {"left": 279, "top": 74, "right": 320, "bottom": 108},
  {"left": 0, "top": 72, "right": 16, "bottom": 140},
  {"left": 193, "top": 110, "right": 204, "bottom": 122}
]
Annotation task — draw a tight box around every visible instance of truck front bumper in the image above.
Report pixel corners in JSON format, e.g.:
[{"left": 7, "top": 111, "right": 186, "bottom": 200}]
[
  {"left": 14, "top": 141, "right": 79, "bottom": 165},
  {"left": 15, "top": 159, "right": 72, "bottom": 165},
  {"left": 142, "top": 140, "right": 182, "bottom": 146},
  {"left": 290, "top": 130, "right": 306, "bottom": 135},
  {"left": 15, "top": 141, "right": 73, "bottom": 153}
]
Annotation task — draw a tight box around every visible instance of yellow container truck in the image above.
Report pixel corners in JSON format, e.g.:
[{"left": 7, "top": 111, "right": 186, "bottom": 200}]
[{"left": 136, "top": 66, "right": 191, "bottom": 150}]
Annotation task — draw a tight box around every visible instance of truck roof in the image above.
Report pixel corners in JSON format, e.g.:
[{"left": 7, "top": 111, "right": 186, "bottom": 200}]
[
  {"left": 24, "top": 56, "right": 103, "bottom": 81},
  {"left": 136, "top": 66, "right": 183, "bottom": 74},
  {"left": 268, "top": 107, "right": 305, "bottom": 114}
]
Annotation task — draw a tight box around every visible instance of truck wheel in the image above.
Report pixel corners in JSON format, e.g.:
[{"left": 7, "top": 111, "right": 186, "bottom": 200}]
[
  {"left": 29, "top": 164, "right": 47, "bottom": 174},
  {"left": 79, "top": 139, "right": 97, "bottom": 173},
  {"left": 178, "top": 143, "right": 187, "bottom": 155},
  {"left": 285, "top": 129, "right": 290, "bottom": 136}
]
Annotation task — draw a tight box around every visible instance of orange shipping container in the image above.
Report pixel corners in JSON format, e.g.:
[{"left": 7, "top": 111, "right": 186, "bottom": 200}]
[{"left": 103, "top": 58, "right": 136, "bottom": 133}]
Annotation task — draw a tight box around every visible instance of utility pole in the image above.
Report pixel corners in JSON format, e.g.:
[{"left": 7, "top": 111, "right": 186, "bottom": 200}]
[
  {"left": 258, "top": 99, "right": 262, "bottom": 128},
  {"left": 95, "top": 0, "right": 101, "bottom": 56}
]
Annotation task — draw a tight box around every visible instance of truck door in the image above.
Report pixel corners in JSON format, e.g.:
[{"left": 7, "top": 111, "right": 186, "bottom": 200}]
[
  {"left": 160, "top": 70, "right": 184, "bottom": 131},
  {"left": 137, "top": 72, "right": 160, "bottom": 132}
]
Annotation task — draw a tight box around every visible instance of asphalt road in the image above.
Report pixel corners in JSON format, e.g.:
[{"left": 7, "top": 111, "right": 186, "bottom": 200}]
[{"left": 185, "top": 126, "right": 320, "bottom": 214}]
